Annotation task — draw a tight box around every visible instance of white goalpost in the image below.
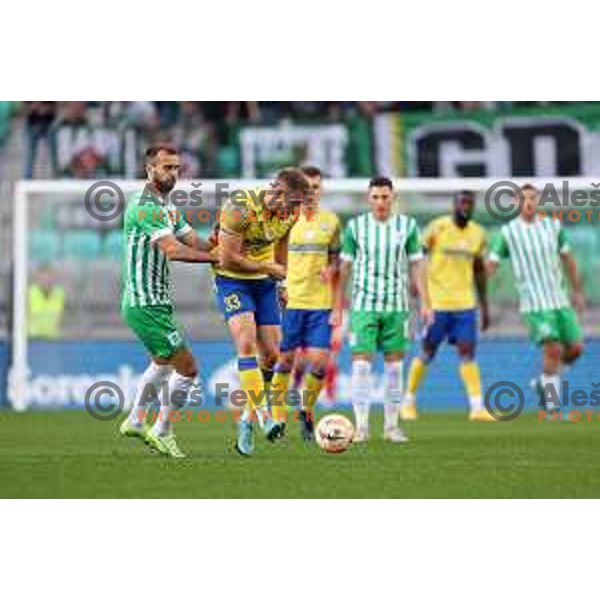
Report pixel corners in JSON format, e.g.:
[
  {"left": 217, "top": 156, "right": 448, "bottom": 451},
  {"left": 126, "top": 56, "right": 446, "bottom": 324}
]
[{"left": 10, "top": 176, "right": 597, "bottom": 411}]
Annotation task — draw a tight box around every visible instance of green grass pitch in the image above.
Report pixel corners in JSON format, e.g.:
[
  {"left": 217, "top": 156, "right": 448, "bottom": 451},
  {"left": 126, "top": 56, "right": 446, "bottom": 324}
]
[{"left": 1, "top": 410, "right": 600, "bottom": 498}]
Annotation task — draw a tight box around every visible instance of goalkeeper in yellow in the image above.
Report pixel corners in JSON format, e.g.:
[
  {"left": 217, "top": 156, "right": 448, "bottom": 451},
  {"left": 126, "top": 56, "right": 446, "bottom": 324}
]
[
  {"left": 271, "top": 166, "right": 342, "bottom": 441},
  {"left": 214, "top": 167, "right": 310, "bottom": 456},
  {"left": 402, "top": 191, "right": 493, "bottom": 421}
]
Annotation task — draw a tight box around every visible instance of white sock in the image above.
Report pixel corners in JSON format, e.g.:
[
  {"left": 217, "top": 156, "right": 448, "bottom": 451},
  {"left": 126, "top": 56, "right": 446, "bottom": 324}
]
[
  {"left": 152, "top": 371, "right": 197, "bottom": 437},
  {"left": 257, "top": 407, "right": 270, "bottom": 429},
  {"left": 241, "top": 407, "right": 268, "bottom": 426},
  {"left": 128, "top": 362, "right": 172, "bottom": 428},
  {"left": 384, "top": 361, "right": 403, "bottom": 430},
  {"left": 540, "top": 372, "right": 561, "bottom": 411},
  {"left": 351, "top": 359, "right": 372, "bottom": 432},
  {"left": 469, "top": 396, "right": 483, "bottom": 412}
]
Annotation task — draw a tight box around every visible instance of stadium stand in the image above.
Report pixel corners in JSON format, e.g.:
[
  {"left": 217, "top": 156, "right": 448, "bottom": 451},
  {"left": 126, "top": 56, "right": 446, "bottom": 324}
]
[
  {"left": 29, "top": 230, "right": 61, "bottom": 264},
  {"left": 102, "top": 229, "right": 122, "bottom": 259},
  {"left": 62, "top": 230, "right": 102, "bottom": 260}
]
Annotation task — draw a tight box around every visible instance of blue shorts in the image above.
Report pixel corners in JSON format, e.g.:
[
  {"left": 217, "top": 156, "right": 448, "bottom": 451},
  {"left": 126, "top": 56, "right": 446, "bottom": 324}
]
[
  {"left": 214, "top": 275, "right": 281, "bottom": 325},
  {"left": 424, "top": 309, "right": 478, "bottom": 347},
  {"left": 281, "top": 309, "right": 332, "bottom": 352}
]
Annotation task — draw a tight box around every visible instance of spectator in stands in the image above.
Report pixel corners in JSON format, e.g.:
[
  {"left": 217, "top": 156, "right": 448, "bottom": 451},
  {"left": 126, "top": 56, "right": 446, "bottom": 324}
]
[
  {"left": 24, "top": 102, "right": 56, "bottom": 178},
  {"left": 125, "top": 101, "right": 159, "bottom": 131},
  {"left": 0, "top": 101, "right": 17, "bottom": 181},
  {"left": 289, "top": 101, "right": 327, "bottom": 120},
  {"left": 50, "top": 102, "right": 89, "bottom": 176},
  {"left": 198, "top": 102, "right": 230, "bottom": 143},
  {"left": 227, "top": 101, "right": 261, "bottom": 125},
  {"left": 357, "top": 101, "right": 379, "bottom": 118},
  {"left": 71, "top": 146, "right": 105, "bottom": 179},
  {"left": 170, "top": 102, "right": 217, "bottom": 177},
  {"left": 456, "top": 101, "right": 496, "bottom": 111},
  {"left": 27, "top": 264, "right": 65, "bottom": 339},
  {"left": 50, "top": 102, "right": 114, "bottom": 178},
  {"left": 155, "top": 101, "right": 180, "bottom": 129}
]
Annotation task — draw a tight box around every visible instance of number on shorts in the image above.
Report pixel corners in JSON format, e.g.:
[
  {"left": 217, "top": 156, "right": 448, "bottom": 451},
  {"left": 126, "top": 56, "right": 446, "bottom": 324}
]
[
  {"left": 538, "top": 323, "right": 552, "bottom": 337},
  {"left": 167, "top": 330, "right": 182, "bottom": 347},
  {"left": 224, "top": 293, "right": 241, "bottom": 313}
]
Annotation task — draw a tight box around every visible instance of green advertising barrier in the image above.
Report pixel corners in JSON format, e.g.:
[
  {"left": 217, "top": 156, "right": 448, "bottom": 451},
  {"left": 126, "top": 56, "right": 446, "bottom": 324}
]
[
  {"left": 374, "top": 102, "right": 600, "bottom": 178},
  {"left": 236, "top": 114, "right": 374, "bottom": 178}
]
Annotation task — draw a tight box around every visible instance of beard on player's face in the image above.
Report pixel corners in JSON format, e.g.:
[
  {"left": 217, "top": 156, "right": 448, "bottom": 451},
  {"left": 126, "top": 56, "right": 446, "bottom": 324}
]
[
  {"left": 153, "top": 172, "right": 176, "bottom": 195},
  {"left": 454, "top": 207, "right": 472, "bottom": 228},
  {"left": 453, "top": 197, "right": 474, "bottom": 228}
]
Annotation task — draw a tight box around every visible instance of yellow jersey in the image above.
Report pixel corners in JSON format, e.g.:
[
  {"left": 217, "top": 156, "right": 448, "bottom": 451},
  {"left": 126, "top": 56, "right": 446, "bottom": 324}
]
[
  {"left": 287, "top": 208, "right": 341, "bottom": 310},
  {"left": 215, "top": 190, "right": 298, "bottom": 280},
  {"left": 424, "top": 215, "right": 486, "bottom": 311}
]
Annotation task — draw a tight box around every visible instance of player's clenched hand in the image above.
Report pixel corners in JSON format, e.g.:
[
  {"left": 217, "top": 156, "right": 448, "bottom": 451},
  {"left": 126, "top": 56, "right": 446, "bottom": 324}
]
[
  {"left": 329, "top": 307, "right": 342, "bottom": 327},
  {"left": 573, "top": 291, "right": 586, "bottom": 314},
  {"left": 480, "top": 305, "right": 490, "bottom": 332},
  {"left": 319, "top": 265, "right": 334, "bottom": 284},
  {"left": 278, "top": 286, "right": 288, "bottom": 308},
  {"left": 264, "top": 263, "right": 287, "bottom": 280},
  {"left": 419, "top": 306, "right": 434, "bottom": 327}
]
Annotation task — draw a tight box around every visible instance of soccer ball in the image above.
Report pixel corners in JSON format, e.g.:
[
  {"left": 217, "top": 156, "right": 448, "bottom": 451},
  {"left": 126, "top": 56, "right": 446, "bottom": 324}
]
[{"left": 315, "top": 414, "right": 355, "bottom": 454}]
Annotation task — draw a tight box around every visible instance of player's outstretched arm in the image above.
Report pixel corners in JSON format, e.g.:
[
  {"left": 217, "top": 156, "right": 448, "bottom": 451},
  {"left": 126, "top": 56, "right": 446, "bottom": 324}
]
[
  {"left": 338, "top": 260, "right": 352, "bottom": 311},
  {"left": 486, "top": 229, "right": 508, "bottom": 276},
  {"left": 320, "top": 252, "right": 341, "bottom": 326},
  {"left": 328, "top": 255, "right": 342, "bottom": 327},
  {"left": 180, "top": 229, "right": 215, "bottom": 252},
  {"left": 484, "top": 259, "right": 498, "bottom": 276},
  {"left": 474, "top": 257, "right": 490, "bottom": 331},
  {"left": 338, "top": 221, "right": 356, "bottom": 315},
  {"left": 157, "top": 234, "right": 218, "bottom": 263},
  {"left": 561, "top": 252, "right": 585, "bottom": 313},
  {"left": 219, "top": 228, "right": 286, "bottom": 279},
  {"left": 409, "top": 259, "right": 433, "bottom": 326},
  {"left": 338, "top": 258, "right": 351, "bottom": 288},
  {"left": 274, "top": 231, "right": 289, "bottom": 270}
]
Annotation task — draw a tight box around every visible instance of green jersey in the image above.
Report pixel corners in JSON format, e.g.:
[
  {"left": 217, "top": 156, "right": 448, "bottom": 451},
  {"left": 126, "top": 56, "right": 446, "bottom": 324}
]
[
  {"left": 489, "top": 217, "right": 571, "bottom": 313},
  {"left": 341, "top": 212, "right": 422, "bottom": 312},
  {"left": 121, "top": 191, "right": 192, "bottom": 309}
]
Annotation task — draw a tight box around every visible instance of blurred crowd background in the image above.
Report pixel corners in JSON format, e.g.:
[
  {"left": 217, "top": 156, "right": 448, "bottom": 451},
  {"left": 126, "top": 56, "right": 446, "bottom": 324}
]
[
  {"left": 0, "top": 100, "right": 598, "bottom": 342},
  {"left": 0, "top": 101, "right": 580, "bottom": 180}
]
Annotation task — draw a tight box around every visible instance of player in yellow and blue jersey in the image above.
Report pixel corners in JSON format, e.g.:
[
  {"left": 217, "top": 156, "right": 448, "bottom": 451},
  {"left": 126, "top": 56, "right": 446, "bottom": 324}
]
[
  {"left": 403, "top": 191, "right": 493, "bottom": 421},
  {"left": 214, "top": 167, "right": 310, "bottom": 455},
  {"left": 271, "top": 166, "right": 342, "bottom": 441}
]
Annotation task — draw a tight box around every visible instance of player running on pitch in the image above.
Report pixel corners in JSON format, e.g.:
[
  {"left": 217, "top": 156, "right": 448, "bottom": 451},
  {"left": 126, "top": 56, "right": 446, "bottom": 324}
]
[
  {"left": 214, "top": 167, "right": 310, "bottom": 456},
  {"left": 403, "top": 191, "right": 493, "bottom": 421},
  {"left": 486, "top": 183, "right": 585, "bottom": 413},
  {"left": 340, "top": 176, "right": 432, "bottom": 443},
  {"left": 271, "top": 166, "right": 342, "bottom": 441},
  {"left": 119, "top": 143, "right": 218, "bottom": 458}
]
